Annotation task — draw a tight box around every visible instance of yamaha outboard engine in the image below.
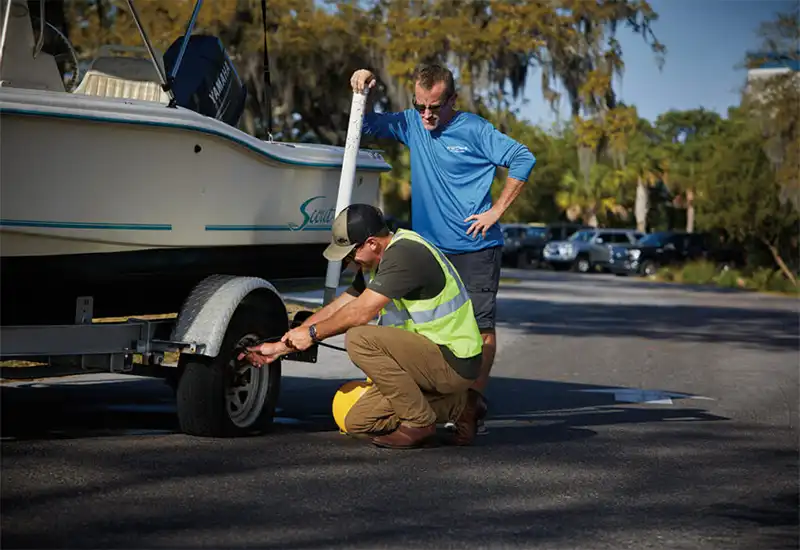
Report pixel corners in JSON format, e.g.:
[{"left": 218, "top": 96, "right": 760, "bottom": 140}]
[{"left": 163, "top": 35, "right": 247, "bottom": 127}]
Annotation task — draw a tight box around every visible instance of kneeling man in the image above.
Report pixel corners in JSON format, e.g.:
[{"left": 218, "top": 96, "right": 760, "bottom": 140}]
[{"left": 242, "top": 203, "right": 485, "bottom": 448}]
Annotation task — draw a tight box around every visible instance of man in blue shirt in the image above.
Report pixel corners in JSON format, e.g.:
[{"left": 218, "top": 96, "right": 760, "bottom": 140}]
[{"left": 350, "top": 64, "right": 537, "bottom": 425}]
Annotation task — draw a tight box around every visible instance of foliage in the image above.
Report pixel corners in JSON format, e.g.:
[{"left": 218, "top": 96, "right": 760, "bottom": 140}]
[
  {"left": 693, "top": 105, "right": 799, "bottom": 284},
  {"left": 654, "top": 261, "right": 799, "bottom": 295},
  {"left": 742, "top": 6, "right": 800, "bottom": 212},
  {"left": 678, "top": 260, "right": 719, "bottom": 285}
]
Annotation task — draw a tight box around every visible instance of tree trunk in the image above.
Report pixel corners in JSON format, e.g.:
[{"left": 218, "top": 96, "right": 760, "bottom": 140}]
[
  {"left": 585, "top": 208, "right": 598, "bottom": 228},
  {"left": 685, "top": 187, "right": 695, "bottom": 233},
  {"left": 635, "top": 176, "right": 649, "bottom": 232},
  {"left": 762, "top": 238, "right": 798, "bottom": 287},
  {"left": 240, "top": 108, "right": 257, "bottom": 137}
]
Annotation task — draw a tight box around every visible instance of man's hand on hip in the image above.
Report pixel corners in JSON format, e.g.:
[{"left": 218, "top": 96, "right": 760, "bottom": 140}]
[{"left": 465, "top": 208, "right": 501, "bottom": 239}]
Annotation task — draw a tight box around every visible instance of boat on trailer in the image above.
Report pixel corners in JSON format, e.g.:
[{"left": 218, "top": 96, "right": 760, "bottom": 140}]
[
  {"left": 0, "top": 0, "right": 386, "bottom": 437},
  {"left": 0, "top": 0, "right": 389, "bottom": 324}
]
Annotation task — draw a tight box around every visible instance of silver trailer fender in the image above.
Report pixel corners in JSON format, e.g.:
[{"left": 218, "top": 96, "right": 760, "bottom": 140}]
[{"left": 170, "top": 274, "right": 287, "bottom": 358}]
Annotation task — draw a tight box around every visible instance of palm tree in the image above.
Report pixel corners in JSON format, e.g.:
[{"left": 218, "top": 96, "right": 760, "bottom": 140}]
[{"left": 556, "top": 164, "right": 625, "bottom": 227}]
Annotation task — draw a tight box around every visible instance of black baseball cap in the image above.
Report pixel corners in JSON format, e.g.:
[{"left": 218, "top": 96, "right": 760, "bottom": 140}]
[{"left": 324, "top": 204, "right": 389, "bottom": 261}]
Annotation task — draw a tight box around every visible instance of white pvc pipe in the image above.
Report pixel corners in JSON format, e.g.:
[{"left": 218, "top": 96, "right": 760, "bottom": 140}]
[
  {"left": 0, "top": 0, "right": 13, "bottom": 75},
  {"left": 322, "top": 90, "right": 368, "bottom": 305}
]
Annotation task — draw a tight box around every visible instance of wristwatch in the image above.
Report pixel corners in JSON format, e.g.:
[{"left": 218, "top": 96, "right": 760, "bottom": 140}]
[{"left": 308, "top": 324, "right": 320, "bottom": 343}]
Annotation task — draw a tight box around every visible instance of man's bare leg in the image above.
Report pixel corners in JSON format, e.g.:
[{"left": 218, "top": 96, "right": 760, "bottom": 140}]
[{"left": 471, "top": 329, "right": 496, "bottom": 394}]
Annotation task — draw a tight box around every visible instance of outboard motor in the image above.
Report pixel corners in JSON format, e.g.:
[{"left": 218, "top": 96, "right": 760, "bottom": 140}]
[{"left": 162, "top": 35, "right": 247, "bottom": 127}]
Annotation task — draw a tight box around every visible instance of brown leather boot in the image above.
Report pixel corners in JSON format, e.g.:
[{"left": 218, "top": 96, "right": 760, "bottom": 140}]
[
  {"left": 446, "top": 389, "right": 483, "bottom": 446},
  {"left": 370, "top": 423, "right": 437, "bottom": 449}
]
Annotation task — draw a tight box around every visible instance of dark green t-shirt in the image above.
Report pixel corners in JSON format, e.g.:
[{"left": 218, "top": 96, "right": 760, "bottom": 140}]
[{"left": 346, "top": 239, "right": 481, "bottom": 380}]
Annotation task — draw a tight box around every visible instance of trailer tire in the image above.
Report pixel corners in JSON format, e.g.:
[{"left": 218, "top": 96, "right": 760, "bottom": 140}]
[{"left": 176, "top": 290, "right": 285, "bottom": 437}]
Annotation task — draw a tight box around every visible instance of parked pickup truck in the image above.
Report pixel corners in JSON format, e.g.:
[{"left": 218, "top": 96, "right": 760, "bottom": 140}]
[{"left": 608, "top": 231, "right": 745, "bottom": 276}]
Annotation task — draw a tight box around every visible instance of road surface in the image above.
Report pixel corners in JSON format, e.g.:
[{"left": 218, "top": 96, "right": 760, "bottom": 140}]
[{"left": 1, "top": 270, "right": 798, "bottom": 549}]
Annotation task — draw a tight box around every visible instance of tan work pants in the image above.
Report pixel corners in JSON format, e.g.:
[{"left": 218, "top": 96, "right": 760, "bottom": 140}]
[{"left": 343, "top": 325, "right": 475, "bottom": 434}]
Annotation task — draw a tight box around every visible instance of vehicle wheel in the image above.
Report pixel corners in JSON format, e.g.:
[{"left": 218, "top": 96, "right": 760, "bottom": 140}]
[
  {"left": 176, "top": 291, "right": 285, "bottom": 437},
  {"left": 641, "top": 260, "right": 657, "bottom": 277},
  {"left": 574, "top": 256, "right": 591, "bottom": 273}
]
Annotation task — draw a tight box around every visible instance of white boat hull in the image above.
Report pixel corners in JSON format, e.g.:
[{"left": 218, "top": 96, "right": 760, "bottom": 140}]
[
  {"left": 0, "top": 89, "right": 391, "bottom": 323},
  {"left": 0, "top": 91, "right": 386, "bottom": 257}
]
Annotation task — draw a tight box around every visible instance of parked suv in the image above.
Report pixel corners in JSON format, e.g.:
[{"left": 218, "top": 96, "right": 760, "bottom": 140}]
[
  {"left": 501, "top": 223, "right": 548, "bottom": 268},
  {"left": 608, "top": 231, "right": 744, "bottom": 276},
  {"left": 501, "top": 222, "right": 589, "bottom": 268},
  {"left": 543, "top": 228, "right": 645, "bottom": 273}
]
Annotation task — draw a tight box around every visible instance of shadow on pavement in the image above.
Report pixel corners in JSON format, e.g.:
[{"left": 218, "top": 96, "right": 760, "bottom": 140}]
[
  {"left": 1, "top": 375, "right": 797, "bottom": 550},
  {"left": 496, "top": 298, "right": 799, "bottom": 352},
  {"left": 1, "top": 374, "right": 728, "bottom": 442}
]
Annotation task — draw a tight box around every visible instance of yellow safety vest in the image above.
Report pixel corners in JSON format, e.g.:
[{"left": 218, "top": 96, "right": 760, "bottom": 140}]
[{"left": 369, "top": 229, "right": 483, "bottom": 359}]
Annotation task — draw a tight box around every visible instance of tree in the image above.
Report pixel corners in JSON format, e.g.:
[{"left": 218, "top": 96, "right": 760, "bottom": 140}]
[
  {"left": 655, "top": 108, "right": 723, "bottom": 233},
  {"left": 695, "top": 109, "right": 799, "bottom": 285},
  {"left": 742, "top": 6, "right": 799, "bottom": 213},
  {"left": 556, "top": 163, "right": 625, "bottom": 227}
]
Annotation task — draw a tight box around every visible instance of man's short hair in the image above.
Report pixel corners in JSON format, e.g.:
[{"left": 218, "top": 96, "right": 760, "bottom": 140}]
[{"left": 412, "top": 63, "right": 456, "bottom": 98}]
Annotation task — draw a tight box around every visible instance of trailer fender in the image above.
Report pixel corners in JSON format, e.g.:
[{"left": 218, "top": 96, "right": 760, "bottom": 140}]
[{"left": 170, "top": 274, "right": 288, "bottom": 358}]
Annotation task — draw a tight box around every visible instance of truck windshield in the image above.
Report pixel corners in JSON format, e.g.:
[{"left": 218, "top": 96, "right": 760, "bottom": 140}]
[
  {"left": 568, "top": 230, "right": 594, "bottom": 242},
  {"left": 638, "top": 233, "right": 668, "bottom": 247}
]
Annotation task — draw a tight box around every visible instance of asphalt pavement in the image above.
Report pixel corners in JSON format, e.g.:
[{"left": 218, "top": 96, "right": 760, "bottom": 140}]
[{"left": 1, "top": 270, "right": 798, "bottom": 549}]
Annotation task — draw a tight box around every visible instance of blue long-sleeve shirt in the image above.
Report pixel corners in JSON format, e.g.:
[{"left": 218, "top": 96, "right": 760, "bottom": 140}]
[{"left": 363, "top": 109, "right": 536, "bottom": 254}]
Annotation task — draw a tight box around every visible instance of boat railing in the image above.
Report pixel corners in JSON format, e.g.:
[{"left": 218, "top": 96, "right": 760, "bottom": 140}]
[
  {"left": 124, "top": 0, "right": 205, "bottom": 109},
  {"left": 0, "top": 0, "right": 80, "bottom": 92}
]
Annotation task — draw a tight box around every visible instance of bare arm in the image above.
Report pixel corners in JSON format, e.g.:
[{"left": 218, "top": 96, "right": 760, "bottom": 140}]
[
  {"left": 465, "top": 176, "right": 528, "bottom": 238},
  {"left": 313, "top": 289, "right": 390, "bottom": 341},
  {"left": 295, "top": 291, "right": 357, "bottom": 328},
  {"left": 492, "top": 176, "right": 527, "bottom": 218},
  {"left": 242, "top": 289, "right": 386, "bottom": 365}
]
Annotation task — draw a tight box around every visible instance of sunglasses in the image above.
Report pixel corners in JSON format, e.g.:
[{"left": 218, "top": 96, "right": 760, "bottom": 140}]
[
  {"left": 343, "top": 239, "right": 368, "bottom": 264},
  {"left": 412, "top": 96, "right": 452, "bottom": 116}
]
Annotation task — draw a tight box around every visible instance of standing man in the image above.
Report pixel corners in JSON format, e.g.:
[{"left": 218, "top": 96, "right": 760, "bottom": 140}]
[{"left": 350, "top": 63, "right": 537, "bottom": 420}]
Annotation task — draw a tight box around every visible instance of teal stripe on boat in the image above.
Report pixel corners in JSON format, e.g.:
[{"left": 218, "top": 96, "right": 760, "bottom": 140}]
[{"left": 0, "top": 219, "right": 172, "bottom": 230}]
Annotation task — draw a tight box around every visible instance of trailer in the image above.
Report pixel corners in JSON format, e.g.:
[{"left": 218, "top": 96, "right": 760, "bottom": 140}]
[{"left": 0, "top": 0, "right": 377, "bottom": 437}]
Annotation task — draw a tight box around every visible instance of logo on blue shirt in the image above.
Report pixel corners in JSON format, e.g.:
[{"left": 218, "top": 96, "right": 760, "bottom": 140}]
[{"left": 446, "top": 145, "right": 470, "bottom": 153}]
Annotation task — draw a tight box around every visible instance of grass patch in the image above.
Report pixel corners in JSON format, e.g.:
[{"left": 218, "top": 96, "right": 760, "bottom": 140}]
[
  {"left": 0, "top": 360, "right": 48, "bottom": 368},
  {"left": 651, "top": 259, "right": 799, "bottom": 295}
]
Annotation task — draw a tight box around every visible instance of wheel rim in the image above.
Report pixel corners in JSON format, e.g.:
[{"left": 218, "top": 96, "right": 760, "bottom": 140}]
[
  {"left": 645, "top": 263, "right": 655, "bottom": 276},
  {"left": 225, "top": 334, "right": 272, "bottom": 428},
  {"left": 578, "top": 259, "right": 589, "bottom": 272}
]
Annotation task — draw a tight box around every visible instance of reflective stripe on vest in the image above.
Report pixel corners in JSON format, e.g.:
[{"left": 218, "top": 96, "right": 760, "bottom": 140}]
[
  {"left": 377, "top": 242, "right": 469, "bottom": 327},
  {"left": 368, "top": 229, "right": 482, "bottom": 359}
]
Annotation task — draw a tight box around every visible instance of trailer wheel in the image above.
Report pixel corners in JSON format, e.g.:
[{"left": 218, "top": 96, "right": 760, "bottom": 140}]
[{"left": 176, "top": 292, "right": 285, "bottom": 437}]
